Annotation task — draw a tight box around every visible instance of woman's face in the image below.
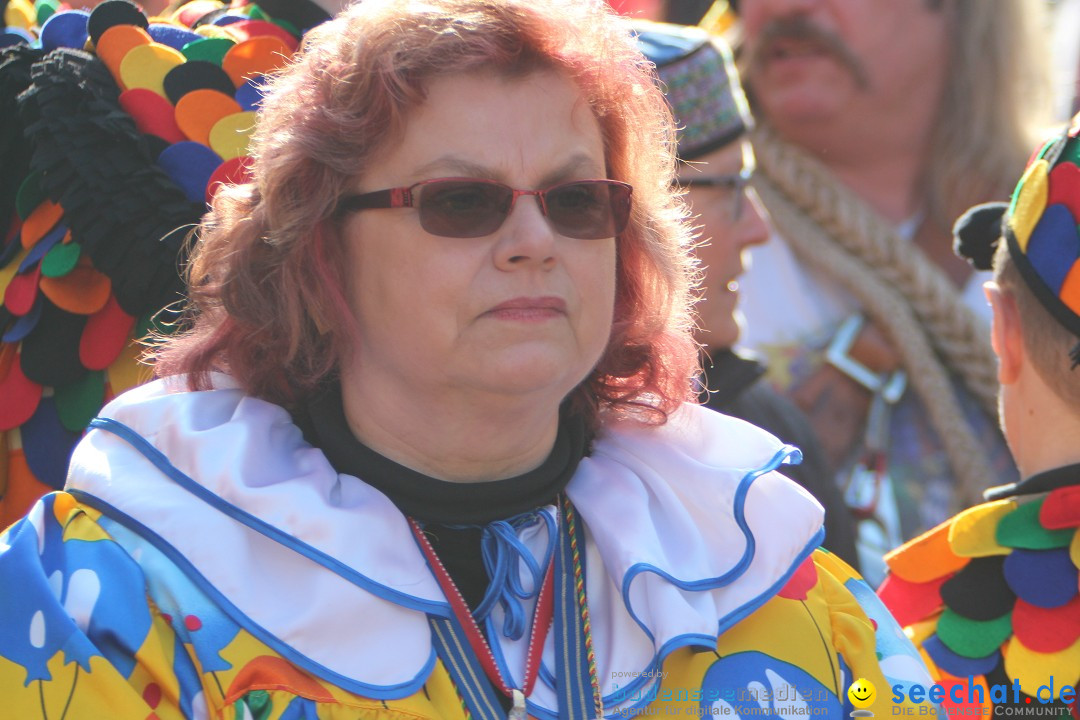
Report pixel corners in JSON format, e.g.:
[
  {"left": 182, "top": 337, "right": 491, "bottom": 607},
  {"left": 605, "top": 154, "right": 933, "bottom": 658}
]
[
  {"left": 679, "top": 140, "right": 770, "bottom": 350},
  {"left": 338, "top": 70, "right": 617, "bottom": 406}
]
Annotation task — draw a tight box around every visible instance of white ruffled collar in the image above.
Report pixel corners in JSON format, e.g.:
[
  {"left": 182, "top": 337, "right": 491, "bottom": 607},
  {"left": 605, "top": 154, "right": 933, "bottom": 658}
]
[{"left": 67, "top": 375, "right": 824, "bottom": 709}]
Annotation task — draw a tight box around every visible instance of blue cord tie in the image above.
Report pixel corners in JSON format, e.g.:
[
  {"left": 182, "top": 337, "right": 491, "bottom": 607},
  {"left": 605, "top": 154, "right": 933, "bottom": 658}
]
[{"left": 471, "top": 509, "right": 557, "bottom": 641}]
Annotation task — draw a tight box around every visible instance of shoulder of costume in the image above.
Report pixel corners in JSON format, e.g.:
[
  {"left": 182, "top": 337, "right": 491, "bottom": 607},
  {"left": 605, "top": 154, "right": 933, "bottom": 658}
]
[
  {"left": 877, "top": 476, "right": 1080, "bottom": 700},
  {"left": 67, "top": 375, "right": 446, "bottom": 699},
  {"left": 557, "top": 402, "right": 828, "bottom": 687}
]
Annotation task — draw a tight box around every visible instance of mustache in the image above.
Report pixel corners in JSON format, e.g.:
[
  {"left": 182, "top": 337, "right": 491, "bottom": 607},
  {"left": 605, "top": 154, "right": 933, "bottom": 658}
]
[{"left": 744, "top": 16, "right": 870, "bottom": 90}]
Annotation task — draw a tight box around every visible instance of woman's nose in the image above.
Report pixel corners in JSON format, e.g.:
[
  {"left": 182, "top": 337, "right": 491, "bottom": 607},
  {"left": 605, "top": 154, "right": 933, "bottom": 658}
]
[{"left": 492, "top": 195, "right": 558, "bottom": 269}]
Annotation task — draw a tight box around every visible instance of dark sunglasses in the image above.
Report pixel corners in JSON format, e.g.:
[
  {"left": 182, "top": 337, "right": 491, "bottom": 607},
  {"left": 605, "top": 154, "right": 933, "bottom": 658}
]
[
  {"left": 679, "top": 167, "right": 753, "bottom": 222},
  {"left": 337, "top": 177, "right": 633, "bottom": 240}
]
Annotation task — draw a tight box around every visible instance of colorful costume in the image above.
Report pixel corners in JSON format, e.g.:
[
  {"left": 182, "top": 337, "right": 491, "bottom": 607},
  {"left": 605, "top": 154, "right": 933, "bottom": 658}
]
[
  {"left": 878, "top": 467, "right": 1080, "bottom": 718},
  {"left": 0, "top": 0, "right": 327, "bottom": 528},
  {"left": 0, "top": 378, "right": 932, "bottom": 719}
]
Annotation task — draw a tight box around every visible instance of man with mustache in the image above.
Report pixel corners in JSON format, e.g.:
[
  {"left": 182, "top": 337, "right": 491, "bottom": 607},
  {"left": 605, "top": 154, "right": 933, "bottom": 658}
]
[{"left": 731, "top": 0, "right": 1052, "bottom": 582}]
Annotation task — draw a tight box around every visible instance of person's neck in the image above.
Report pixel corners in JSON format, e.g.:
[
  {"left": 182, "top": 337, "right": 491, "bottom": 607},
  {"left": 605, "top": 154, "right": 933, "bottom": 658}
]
[
  {"left": 767, "top": 106, "right": 936, "bottom": 224},
  {"left": 1017, "top": 441, "right": 1080, "bottom": 483},
  {"left": 339, "top": 376, "right": 561, "bottom": 484},
  {"left": 1009, "top": 372, "right": 1080, "bottom": 481},
  {"left": 1015, "top": 430, "right": 1080, "bottom": 482}
]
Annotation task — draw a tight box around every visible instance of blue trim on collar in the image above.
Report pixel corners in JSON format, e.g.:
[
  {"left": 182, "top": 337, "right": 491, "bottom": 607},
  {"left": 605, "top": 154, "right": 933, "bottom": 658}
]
[
  {"left": 620, "top": 445, "right": 803, "bottom": 640},
  {"left": 88, "top": 416, "right": 450, "bottom": 617},
  {"left": 70, "top": 490, "right": 438, "bottom": 699},
  {"left": 578, "top": 526, "right": 825, "bottom": 718},
  {"left": 527, "top": 522, "right": 825, "bottom": 719},
  {"left": 715, "top": 526, "right": 824, "bottom": 638}
]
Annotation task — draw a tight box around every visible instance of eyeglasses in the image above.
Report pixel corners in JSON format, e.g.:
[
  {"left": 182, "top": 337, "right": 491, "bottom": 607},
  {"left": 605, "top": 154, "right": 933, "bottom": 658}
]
[
  {"left": 678, "top": 167, "right": 753, "bottom": 222},
  {"left": 337, "top": 177, "right": 633, "bottom": 240}
]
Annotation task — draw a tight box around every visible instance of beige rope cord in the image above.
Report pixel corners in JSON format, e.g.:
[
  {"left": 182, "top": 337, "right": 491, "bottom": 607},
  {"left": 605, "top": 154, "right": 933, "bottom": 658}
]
[{"left": 750, "top": 126, "right": 1002, "bottom": 511}]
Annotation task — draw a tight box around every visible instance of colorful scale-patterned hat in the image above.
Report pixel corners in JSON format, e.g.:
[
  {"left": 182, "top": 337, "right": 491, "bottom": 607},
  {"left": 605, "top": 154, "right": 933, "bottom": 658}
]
[
  {"left": 1005, "top": 118, "right": 1080, "bottom": 340},
  {"left": 0, "top": 0, "right": 329, "bottom": 527}
]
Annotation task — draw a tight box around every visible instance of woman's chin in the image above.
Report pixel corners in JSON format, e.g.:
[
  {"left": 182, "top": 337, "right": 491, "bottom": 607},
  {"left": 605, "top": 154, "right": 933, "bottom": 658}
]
[{"left": 460, "top": 350, "right": 593, "bottom": 400}]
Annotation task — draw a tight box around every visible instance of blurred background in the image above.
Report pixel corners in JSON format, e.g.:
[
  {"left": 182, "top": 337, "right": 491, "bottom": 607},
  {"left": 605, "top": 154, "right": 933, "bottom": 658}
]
[{"left": 609, "top": 0, "right": 1080, "bottom": 121}]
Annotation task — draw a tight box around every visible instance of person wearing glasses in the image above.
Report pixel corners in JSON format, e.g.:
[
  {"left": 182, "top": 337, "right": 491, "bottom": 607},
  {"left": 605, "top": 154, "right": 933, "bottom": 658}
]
[
  {"left": 0, "top": 1, "right": 928, "bottom": 717},
  {"left": 635, "top": 21, "right": 858, "bottom": 570}
]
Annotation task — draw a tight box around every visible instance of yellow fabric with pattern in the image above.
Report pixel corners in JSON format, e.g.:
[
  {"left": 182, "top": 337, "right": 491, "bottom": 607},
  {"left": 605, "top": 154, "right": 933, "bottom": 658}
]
[{"left": 0, "top": 494, "right": 932, "bottom": 719}]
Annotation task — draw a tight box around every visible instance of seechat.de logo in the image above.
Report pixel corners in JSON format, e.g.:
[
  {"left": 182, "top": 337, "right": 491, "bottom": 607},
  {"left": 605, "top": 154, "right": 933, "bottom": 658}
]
[{"left": 848, "top": 678, "right": 877, "bottom": 718}]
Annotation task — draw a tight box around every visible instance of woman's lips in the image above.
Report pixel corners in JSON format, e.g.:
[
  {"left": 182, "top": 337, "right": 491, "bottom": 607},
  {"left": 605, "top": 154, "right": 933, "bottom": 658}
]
[{"left": 485, "top": 296, "right": 567, "bottom": 321}]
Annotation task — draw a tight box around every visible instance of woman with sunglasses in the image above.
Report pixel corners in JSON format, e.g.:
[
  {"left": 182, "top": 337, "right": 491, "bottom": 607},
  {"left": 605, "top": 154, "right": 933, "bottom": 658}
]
[{"left": 0, "top": 1, "right": 928, "bottom": 717}]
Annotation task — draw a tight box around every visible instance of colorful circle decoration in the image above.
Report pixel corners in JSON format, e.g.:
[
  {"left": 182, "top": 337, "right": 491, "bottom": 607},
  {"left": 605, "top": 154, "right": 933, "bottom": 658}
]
[
  {"left": 0, "top": 0, "right": 330, "bottom": 527},
  {"left": 878, "top": 489, "right": 1080, "bottom": 717}
]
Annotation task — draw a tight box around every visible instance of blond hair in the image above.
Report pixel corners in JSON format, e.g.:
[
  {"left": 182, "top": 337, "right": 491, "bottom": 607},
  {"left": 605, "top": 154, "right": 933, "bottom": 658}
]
[{"left": 924, "top": 0, "right": 1053, "bottom": 231}]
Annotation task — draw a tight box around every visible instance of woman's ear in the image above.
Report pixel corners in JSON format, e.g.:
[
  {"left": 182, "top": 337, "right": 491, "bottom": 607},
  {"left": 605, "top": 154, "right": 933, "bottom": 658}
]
[{"left": 985, "top": 281, "right": 1024, "bottom": 385}]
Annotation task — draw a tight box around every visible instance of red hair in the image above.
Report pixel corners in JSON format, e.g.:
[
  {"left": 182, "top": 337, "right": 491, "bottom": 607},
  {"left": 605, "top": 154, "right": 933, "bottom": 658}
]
[{"left": 154, "top": 0, "right": 699, "bottom": 429}]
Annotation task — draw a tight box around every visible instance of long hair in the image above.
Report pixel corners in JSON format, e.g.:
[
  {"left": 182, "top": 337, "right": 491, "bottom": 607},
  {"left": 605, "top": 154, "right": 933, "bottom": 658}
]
[
  {"left": 924, "top": 0, "right": 1053, "bottom": 231},
  {"left": 153, "top": 0, "right": 699, "bottom": 430}
]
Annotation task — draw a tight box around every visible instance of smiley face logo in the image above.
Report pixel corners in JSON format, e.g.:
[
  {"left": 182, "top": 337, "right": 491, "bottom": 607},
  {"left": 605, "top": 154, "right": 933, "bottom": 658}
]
[{"left": 847, "top": 678, "right": 876, "bottom": 709}]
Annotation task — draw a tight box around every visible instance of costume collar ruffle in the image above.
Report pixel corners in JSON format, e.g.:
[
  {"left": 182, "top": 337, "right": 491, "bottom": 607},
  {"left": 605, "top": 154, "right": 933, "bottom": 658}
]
[{"left": 67, "top": 375, "right": 825, "bottom": 706}]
